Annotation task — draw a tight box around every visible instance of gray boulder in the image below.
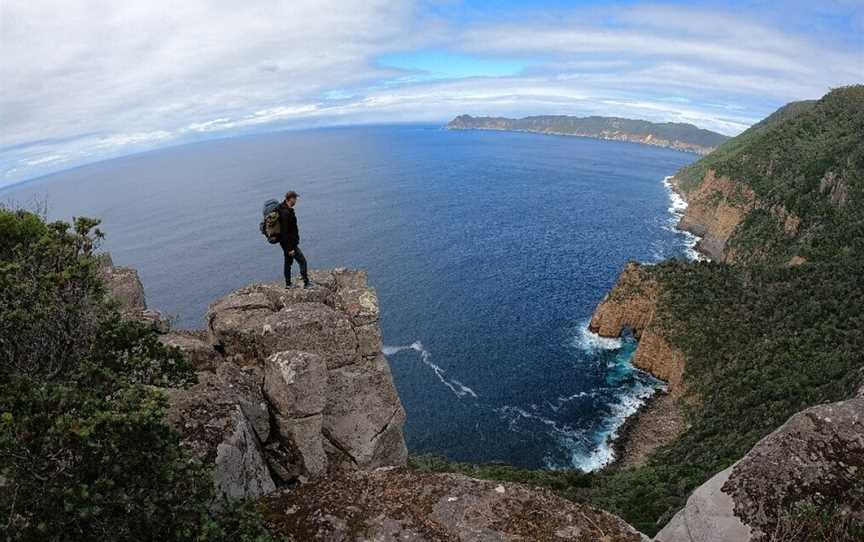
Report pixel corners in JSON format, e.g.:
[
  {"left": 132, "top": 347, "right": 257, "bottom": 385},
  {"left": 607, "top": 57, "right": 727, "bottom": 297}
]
[
  {"left": 164, "top": 363, "right": 274, "bottom": 500},
  {"left": 264, "top": 351, "right": 329, "bottom": 477},
  {"left": 100, "top": 263, "right": 169, "bottom": 332},
  {"left": 159, "top": 331, "right": 220, "bottom": 371},
  {"left": 100, "top": 265, "right": 147, "bottom": 314},
  {"left": 323, "top": 355, "right": 408, "bottom": 469},
  {"left": 214, "top": 406, "right": 277, "bottom": 500},
  {"left": 656, "top": 396, "right": 864, "bottom": 541}
]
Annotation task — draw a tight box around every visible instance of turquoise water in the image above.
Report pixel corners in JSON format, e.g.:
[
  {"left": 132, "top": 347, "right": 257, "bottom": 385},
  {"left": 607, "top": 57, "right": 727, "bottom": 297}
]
[{"left": 3, "top": 125, "right": 697, "bottom": 469}]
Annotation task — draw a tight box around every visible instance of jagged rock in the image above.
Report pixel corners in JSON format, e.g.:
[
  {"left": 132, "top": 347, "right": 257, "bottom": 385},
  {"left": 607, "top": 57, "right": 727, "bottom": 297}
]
[
  {"left": 323, "top": 355, "right": 407, "bottom": 469},
  {"left": 158, "top": 331, "right": 221, "bottom": 371},
  {"left": 262, "top": 468, "right": 647, "bottom": 541},
  {"left": 264, "top": 351, "right": 329, "bottom": 477},
  {"left": 99, "top": 263, "right": 170, "bottom": 332},
  {"left": 100, "top": 265, "right": 147, "bottom": 313},
  {"left": 273, "top": 414, "right": 327, "bottom": 478},
  {"left": 205, "top": 269, "right": 408, "bottom": 475},
  {"left": 215, "top": 406, "right": 277, "bottom": 500},
  {"left": 164, "top": 363, "right": 274, "bottom": 499},
  {"left": 655, "top": 396, "right": 864, "bottom": 541}
]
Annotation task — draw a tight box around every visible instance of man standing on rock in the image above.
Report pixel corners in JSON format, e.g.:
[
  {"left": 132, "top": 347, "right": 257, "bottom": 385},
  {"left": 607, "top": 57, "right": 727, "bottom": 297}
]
[{"left": 278, "top": 191, "right": 314, "bottom": 289}]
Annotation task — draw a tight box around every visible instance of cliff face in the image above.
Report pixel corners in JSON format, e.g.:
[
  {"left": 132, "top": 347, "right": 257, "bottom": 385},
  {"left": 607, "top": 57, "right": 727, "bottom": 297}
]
[
  {"left": 672, "top": 170, "right": 800, "bottom": 263},
  {"left": 447, "top": 114, "right": 727, "bottom": 155},
  {"left": 673, "top": 170, "right": 755, "bottom": 262},
  {"left": 589, "top": 263, "right": 686, "bottom": 397}
]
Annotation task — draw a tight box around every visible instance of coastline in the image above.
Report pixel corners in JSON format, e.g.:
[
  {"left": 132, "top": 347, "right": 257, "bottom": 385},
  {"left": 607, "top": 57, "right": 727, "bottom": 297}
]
[
  {"left": 608, "top": 389, "right": 683, "bottom": 469},
  {"left": 447, "top": 126, "right": 716, "bottom": 156},
  {"left": 602, "top": 175, "right": 705, "bottom": 470}
]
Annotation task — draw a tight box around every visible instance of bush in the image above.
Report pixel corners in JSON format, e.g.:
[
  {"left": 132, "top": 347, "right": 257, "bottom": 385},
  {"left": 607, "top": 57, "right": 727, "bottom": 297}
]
[{"left": 0, "top": 208, "right": 278, "bottom": 541}]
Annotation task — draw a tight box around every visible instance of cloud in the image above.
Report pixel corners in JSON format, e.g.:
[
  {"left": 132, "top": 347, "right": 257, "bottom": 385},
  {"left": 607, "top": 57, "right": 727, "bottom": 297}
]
[{"left": 1, "top": 1, "right": 860, "bottom": 186}]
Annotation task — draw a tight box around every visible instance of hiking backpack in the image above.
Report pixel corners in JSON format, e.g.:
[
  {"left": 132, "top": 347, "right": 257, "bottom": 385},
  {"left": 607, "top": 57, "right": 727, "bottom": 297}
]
[{"left": 260, "top": 199, "right": 281, "bottom": 244}]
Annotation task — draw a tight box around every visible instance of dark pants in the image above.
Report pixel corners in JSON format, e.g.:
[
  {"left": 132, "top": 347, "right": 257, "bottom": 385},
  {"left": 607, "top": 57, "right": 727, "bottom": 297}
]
[{"left": 280, "top": 243, "right": 309, "bottom": 286}]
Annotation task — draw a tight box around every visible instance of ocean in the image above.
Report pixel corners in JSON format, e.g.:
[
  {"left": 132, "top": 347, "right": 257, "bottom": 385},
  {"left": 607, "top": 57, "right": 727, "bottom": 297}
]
[{"left": 2, "top": 125, "right": 698, "bottom": 470}]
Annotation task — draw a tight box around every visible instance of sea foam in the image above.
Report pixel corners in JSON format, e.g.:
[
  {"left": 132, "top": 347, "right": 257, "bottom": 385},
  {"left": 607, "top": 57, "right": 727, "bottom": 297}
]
[
  {"left": 383, "top": 341, "right": 479, "bottom": 399},
  {"left": 662, "top": 175, "right": 707, "bottom": 261}
]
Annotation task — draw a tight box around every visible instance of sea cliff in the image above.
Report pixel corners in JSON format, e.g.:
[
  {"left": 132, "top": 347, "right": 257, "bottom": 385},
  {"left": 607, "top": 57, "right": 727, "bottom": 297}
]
[
  {"left": 669, "top": 170, "right": 800, "bottom": 263},
  {"left": 589, "top": 262, "right": 685, "bottom": 397}
]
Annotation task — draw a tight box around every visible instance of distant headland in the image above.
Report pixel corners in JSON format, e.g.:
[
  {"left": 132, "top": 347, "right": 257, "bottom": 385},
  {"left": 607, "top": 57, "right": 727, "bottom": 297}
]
[{"left": 446, "top": 114, "right": 729, "bottom": 155}]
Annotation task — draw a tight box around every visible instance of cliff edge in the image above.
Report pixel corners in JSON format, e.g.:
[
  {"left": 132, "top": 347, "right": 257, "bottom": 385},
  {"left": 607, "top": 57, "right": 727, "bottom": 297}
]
[{"left": 101, "top": 263, "right": 648, "bottom": 540}]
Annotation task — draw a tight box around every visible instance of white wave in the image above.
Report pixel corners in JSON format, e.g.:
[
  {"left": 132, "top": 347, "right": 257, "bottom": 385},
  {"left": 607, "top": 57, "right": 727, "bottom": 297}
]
[
  {"left": 496, "top": 405, "right": 562, "bottom": 432},
  {"left": 570, "top": 319, "right": 622, "bottom": 352},
  {"left": 580, "top": 380, "right": 658, "bottom": 470},
  {"left": 383, "top": 341, "right": 478, "bottom": 399},
  {"left": 662, "top": 175, "right": 708, "bottom": 262},
  {"left": 557, "top": 390, "right": 598, "bottom": 404}
]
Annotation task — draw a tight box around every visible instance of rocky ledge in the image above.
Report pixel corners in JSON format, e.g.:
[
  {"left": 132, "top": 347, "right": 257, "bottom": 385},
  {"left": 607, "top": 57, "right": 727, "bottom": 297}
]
[
  {"left": 656, "top": 392, "right": 864, "bottom": 541},
  {"left": 101, "top": 263, "right": 408, "bottom": 499},
  {"left": 262, "top": 468, "right": 647, "bottom": 541}
]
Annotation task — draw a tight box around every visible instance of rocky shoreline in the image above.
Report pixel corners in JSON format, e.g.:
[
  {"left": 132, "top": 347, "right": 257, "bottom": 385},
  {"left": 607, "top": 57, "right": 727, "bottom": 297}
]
[
  {"left": 601, "top": 175, "right": 700, "bottom": 470},
  {"left": 610, "top": 390, "right": 684, "bottom": 470}
]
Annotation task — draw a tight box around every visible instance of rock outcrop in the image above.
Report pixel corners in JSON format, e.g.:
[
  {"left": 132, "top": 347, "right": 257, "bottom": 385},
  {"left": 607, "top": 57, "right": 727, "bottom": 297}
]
[
  {"left": 589, "top": 263, "right": 686, "bottom": 398},
  {"left": 158, "top": 268, "right": 407, "bottom": 503},
  {"left": 99, "top": 257, "right": 169, "bottom": 332},
  {"left": 100, "top": 261, "right": 409, "bottom": 502},
  {"left": 262, "top": 468, "right": 648, "bottom": 541},
  {"left": 164, "top": 363, "right": 275, "bottom": 500},
  {"left": 203, "top": 269, "right": 407, "bottom": 473},
  {"left": 655, "top": 395, "right": 864, "bottom": 541},
  {"left": 671, "top": 170, "right": 800, "bottom": 263}
]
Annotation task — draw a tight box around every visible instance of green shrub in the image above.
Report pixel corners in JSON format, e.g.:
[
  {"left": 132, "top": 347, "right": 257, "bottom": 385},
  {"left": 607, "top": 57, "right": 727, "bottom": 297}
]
[{"left": 0, "top": 208, "right": 278, "bottom": 541}]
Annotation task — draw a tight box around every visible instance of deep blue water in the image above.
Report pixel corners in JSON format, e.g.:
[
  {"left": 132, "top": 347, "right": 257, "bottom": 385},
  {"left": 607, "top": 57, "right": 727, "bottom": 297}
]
[{"left": 3, "top": 125, "right": 697, "bottom": 469}]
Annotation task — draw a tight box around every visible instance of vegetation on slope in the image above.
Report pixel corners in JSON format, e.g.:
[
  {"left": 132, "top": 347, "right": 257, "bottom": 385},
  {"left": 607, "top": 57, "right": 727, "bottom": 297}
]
[
  {"left": 675, "top": 86, "right": 864, "bottom": 264},
  {"left": 0, "top": 208, "right": 279, "bottom": 541},
  {"left": 421, "top": 86, "right": 864, "bottom": 539},
  {"left": 448, "top": 114, "right": 729, "bottom": 148}
]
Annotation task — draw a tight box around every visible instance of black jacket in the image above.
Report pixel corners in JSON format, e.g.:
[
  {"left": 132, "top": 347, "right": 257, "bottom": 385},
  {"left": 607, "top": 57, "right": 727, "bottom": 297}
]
[{"left": 277, "top": 203, "right": 300, "bottom": 248}]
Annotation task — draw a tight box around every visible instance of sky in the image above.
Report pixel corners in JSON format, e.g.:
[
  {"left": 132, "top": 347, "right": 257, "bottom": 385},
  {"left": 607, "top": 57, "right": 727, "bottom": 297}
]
[{"left": 1, "top": 0, "right": 862, "bottom": 187}]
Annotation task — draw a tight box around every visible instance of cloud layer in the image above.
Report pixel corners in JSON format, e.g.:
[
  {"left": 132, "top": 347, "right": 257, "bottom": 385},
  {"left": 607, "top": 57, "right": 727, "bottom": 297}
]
[{"left": 1, "top": 0, "right": 861, "bottom": 186}]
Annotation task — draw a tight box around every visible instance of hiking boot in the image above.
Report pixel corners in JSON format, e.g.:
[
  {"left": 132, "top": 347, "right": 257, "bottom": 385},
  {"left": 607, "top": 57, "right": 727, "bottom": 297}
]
[
  {"left": 285, "top": 283, "right": 297, "bottom": 289},
  {"left": 303, "top": 281, "right": 316, "bottom": 290}
]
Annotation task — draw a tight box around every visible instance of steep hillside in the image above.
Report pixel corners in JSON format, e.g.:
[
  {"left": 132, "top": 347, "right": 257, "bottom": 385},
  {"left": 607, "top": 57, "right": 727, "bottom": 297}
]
[
  {"left": 447, "top": 114, "right": 728, "bottom": 155},
  {"left": 672, "top": 85, "right": 864, "bottom": 263},
  {"left": 585, "top": 86, "right": 864, "bottom": 536}
]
